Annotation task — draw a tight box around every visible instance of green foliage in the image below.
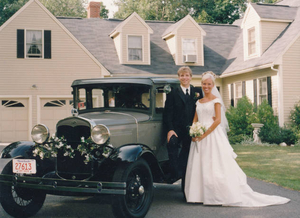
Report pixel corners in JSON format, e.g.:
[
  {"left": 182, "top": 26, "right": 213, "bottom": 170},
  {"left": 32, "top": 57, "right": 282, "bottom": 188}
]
[
  {"left": 40, "top": 0, "right": 87, "bottom": 18},
  {"left": 226, "top": 96, "right": 257, "bottom": 138},
  {"left": 0, "top": 0, "right": 29, "bottom": 26},
  {"left": 0, "top": 0, "right": 87, "bottom": 26},
  {"left": 258, "top": 100, "right": 298, "bottom": 145},
  {"left": 100, "top": 2, "right": 109, "bottom": 19},
  {"left": 228, "top": 134, "right": 245, "bottom": 145},
  {"left": 290, "top": 101, "right": 300, "bottom": 131},
  {"left": 114, "top": 0, "right": 192, "bottom": 21}
]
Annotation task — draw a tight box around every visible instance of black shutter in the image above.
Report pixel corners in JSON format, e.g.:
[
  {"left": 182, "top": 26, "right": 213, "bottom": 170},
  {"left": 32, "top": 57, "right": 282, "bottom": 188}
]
[
  {"left": 267, "top": 76, "right": 272, "bottom": 107},
  {"left": 253, "top": 79, "right": 257, "bottom": 107},
  {"left": 44, "top": 30, "right": 51, "bottom": 59},
  {"left": 231, "top": 84, "right": 234, "bottom": 106},
  {"left": 17, "top": 29, "right": 24, "bottom": 58},
  {"left": 242, "top": 81, "right": 246, "bottom": 96}
]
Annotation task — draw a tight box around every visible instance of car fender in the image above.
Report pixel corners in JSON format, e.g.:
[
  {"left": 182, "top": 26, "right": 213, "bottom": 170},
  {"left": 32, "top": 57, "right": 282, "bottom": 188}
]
[
  {"left": 109, "top": 144, "right": 164, "bottom": 182},
  {"left": 0, "top": 141, "right": 35, "bottom": 159}
]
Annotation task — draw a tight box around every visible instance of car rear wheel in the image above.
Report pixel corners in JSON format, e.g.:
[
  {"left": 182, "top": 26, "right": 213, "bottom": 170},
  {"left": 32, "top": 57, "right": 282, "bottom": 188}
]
[
  {"left": 0, "top": 161, "right": 46, "bottom": 217},
  {"left": 112, "top": 158, "right": 154, "bottom": 218}
]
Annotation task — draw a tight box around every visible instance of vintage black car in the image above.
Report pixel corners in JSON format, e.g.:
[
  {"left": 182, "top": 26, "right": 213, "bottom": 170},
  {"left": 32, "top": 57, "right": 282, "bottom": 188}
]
[{"left": 0, "top": 77, "right": 181, "bottom": 218}]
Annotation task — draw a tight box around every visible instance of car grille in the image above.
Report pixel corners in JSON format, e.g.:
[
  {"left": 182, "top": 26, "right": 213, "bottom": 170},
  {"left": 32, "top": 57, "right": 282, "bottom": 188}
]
[{"left": 56, "top": 124, "right": 92, "bottom": 179}]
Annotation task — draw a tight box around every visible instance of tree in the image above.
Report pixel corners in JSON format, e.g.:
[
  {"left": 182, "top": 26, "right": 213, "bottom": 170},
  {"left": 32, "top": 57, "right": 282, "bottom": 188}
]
[
  {"left": 113, "top": 0, "right": 192, "bottom": 21},
  {"left": 113, "top": 0, "right": 280, "bottom": 24},
  {"left": 40, "top": 0, "right": 87, "bottom": 18},
  {"left": 0, "top": 0, "right": 87, "bottom": 26},
  {"left": 100, "top": 2, "right": 109, "bottom": 19},
  {"left": 0, "top": 0, "right": 28, "bottom": 26}
]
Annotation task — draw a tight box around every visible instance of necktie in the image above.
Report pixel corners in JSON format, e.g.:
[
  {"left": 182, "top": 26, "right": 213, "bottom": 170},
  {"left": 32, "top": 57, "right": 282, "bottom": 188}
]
[{"left": 186, "top": 89, "right": 189, "bottom": 96}]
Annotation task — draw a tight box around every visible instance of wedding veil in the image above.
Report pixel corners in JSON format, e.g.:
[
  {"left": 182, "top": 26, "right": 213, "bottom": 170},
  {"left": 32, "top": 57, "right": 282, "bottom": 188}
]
[{"left": 201, "top": 72, "right": 230, "bottom": 135}]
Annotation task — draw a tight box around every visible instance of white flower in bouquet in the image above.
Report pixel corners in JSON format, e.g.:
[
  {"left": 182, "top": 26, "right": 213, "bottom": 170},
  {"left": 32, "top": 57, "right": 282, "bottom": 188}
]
[{"left": 189, "top": 122, "right": 206, "bottom": 138}]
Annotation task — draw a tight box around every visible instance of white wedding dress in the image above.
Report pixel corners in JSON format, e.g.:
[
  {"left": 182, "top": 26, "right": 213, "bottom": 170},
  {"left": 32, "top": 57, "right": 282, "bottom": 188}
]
[{"left": 184, "top": 98, "right": 290, "bottom": 207}]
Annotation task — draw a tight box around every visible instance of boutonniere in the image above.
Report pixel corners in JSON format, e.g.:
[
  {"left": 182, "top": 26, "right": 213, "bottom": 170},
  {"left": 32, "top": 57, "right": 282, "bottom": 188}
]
[
  {"left": 194, "top": 92, "right": 201, "bottom": 100},
  {"left": 163, "top": 84, "right": 171, "bottom": 94}
]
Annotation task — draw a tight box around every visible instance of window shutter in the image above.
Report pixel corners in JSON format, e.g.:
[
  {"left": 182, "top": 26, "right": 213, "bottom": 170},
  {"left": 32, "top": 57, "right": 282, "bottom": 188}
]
[
  {"left": 242, "top": 81, "right": 246, "bottom": 96},
  {"left": 44, "top": 30, "right": 51, "bottom": 59},
  {"left": 231, "top": 84, "right": 234, "bottom": 106},
  {"left": 253, "top": 79, "right": 257, "bottom": 107},
  {"left": 267, "top": 76, "right": 272, "bottom": 107},
  {"left": 17, "top": 29, "right": 24, "bottom": 58}
]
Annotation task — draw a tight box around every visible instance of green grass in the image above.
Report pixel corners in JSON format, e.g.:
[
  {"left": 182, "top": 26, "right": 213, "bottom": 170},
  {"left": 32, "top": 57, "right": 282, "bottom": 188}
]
[{"left": 232, "top": 144, "right": 300, "bottom": 191}]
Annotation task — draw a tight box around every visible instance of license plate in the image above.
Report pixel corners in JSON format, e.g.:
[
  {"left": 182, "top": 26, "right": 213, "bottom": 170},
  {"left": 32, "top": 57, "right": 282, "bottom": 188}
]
[{"left": 13, "top": 159, "right": 36, "bottom": 174}]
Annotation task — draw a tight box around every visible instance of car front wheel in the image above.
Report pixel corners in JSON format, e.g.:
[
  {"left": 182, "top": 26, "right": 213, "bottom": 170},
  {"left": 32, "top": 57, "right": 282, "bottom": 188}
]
[
  {"left": 0, "top": 161, "right": 46, "bottom": 217},
  {"left": 112, "top": 158, "right": 154, "bottom": 218}
]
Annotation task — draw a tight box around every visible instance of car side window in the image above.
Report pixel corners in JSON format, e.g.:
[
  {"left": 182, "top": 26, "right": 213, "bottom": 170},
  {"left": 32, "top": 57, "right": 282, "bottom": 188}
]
[{"left": 155, "top": 87, "right": 166, "bottom": 114}]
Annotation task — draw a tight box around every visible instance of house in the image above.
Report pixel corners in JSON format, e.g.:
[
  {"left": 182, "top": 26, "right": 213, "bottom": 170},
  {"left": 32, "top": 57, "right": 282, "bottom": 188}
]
[{"left": 0, "top": 0, "right": 299, "bottom": 142}]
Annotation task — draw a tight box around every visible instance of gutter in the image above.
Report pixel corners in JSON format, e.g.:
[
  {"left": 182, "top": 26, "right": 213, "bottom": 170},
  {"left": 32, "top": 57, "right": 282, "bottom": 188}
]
[{"left": 220, "top": 63, "right": 273, "bottom": 78}]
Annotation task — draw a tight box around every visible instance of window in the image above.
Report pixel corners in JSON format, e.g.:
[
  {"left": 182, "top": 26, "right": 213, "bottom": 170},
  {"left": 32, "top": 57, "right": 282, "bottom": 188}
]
[
  {"left": 182, "top": 39, "right": 196, "bottom": 55},
  {"left": 258, "top": 77, "right": 267, "bottom": 104},
  {"left": 26, "top": 30, "right": 42, "bottom": 58},
  {"left": 128, "top": 35, "right": 142, "bottom": 61},
  {"left": 235, "top": 82, "right": 242, "bottom": 105},
  {"left": 2, "top": 100, "right": 24, "bottom": 107},
  {"left": 155, "top": 86, "right": 167, "bottom": 114},
  {"left": 44, "top": 100, "right": 66, "bottom": 107},
  {"left": 17, "top": 29, "right": 51, "bottom": 59},
  {"left": 248, "top": 27, "right": 256, "bottom": 56}
]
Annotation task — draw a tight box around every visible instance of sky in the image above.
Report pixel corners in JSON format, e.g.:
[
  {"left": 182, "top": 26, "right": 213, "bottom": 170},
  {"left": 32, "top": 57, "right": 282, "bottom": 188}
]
[{"left": 88, "top": 0, "right": 119, "bottom": 18}]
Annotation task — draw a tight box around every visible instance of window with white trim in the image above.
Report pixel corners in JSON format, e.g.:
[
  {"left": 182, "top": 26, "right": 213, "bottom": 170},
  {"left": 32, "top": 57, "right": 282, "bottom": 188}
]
[
  {"left": 128, "top": 35, "right": 142, "bottom": 61},
  {"left": 235, "top": 82, "right": 242, "bottom": 105},
  {"left": 182, "top": 38, "right": 196, "bottom": 55},
  {"left": 26, "top": 30, "right": 43, "bottom": 58},
  {"left": 248, "top": 27, "right": 256, "bottom": 56},
  {"left": 258, "top": 77, "right": 267, "bottom": 104}
]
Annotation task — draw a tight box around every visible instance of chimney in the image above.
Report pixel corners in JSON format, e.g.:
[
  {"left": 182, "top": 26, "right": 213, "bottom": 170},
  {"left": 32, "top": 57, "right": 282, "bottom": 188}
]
[{"left": 87, "top": 1, "right": 101, "bottom": 18}]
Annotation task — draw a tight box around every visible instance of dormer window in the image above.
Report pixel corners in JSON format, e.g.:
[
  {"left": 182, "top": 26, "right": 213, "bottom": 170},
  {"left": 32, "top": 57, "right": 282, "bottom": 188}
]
[
  {"left": 128, "top": 35, "right": 143, "bottom": 61},
  {"left": 248, "top": 27, "right": 256, "bottom": 56},
  {"left": 182, "top": 38, "right": 197, "bottom": 63}
]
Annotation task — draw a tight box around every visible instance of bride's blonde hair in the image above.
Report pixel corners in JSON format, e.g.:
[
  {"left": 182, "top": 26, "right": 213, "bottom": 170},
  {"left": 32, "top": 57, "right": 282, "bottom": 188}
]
[{"left": 201, "top": 71, "right": 216, "bottom": 85}]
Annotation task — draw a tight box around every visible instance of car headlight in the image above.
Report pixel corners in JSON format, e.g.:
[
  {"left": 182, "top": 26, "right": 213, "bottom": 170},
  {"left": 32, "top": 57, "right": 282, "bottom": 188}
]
[
  {"left": 31, "top": 124, "right": 50, "bottom": 144},
  {"left": 91, "top": 125, "right": 110, "bottom": 145}
]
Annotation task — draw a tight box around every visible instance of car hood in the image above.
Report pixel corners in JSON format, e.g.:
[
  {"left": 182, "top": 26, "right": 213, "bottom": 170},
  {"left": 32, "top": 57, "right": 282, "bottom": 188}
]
[{"left": 79, "top": 111, "right": 151, "bottom": 126}]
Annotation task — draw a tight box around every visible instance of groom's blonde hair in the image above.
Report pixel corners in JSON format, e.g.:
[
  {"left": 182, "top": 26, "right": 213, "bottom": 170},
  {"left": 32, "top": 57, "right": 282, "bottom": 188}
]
[{"left": 178, "top": 66, "right": 192, "bottom": 77}]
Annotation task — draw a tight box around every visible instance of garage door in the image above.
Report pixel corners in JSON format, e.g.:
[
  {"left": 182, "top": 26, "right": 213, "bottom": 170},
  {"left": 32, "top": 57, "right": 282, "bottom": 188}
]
[
  {"left": 0, "top": 98, "right": 29, "bottom": 143},
  {"left": 40, "top": 99, "right": 73, "bottom": 136}
]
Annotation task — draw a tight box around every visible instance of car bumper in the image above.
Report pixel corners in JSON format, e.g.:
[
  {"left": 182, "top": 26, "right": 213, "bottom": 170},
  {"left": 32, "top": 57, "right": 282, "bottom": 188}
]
[{"left": 0, "top": 174, "right": 126, "bottom": 195}]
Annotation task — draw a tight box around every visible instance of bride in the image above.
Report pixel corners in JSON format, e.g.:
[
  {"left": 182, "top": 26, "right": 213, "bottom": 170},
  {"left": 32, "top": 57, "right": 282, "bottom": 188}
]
[{"left": 184, "top": 71, "right": 290, "bottom": 207}]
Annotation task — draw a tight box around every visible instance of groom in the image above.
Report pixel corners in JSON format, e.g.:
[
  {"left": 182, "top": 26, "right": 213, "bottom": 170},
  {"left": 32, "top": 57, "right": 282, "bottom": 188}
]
[{"left": 163, "top": 66, "right": 202, "bottom": 187}]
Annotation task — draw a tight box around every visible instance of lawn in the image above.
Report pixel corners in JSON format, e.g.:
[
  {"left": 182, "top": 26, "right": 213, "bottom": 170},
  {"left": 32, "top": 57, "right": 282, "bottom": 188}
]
[{"left": 232, "top": 144, "right": 300, "bottom": 191}]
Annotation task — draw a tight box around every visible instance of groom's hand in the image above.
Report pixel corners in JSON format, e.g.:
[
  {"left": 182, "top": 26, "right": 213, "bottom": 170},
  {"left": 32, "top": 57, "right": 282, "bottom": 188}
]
[{"left": 167, "top": 130, "right": 178, "bottom": 143}]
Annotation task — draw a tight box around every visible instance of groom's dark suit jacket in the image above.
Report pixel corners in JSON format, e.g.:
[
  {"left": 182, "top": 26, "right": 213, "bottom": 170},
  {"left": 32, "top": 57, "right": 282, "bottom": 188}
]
[{"left": 163, "top": 85, "right": 202, "bottom": 143}]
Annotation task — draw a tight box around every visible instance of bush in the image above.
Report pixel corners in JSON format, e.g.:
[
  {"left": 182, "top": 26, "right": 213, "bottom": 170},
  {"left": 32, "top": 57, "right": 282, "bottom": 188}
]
[
  {"left": 228, "top": 134, "right": 245, "bottom": 145},
  {"left": 290, "top": 101, "right": 300, "bottom": 130},
  {"left": 226, "top": 96, "right": 257, "bottom": 137}
]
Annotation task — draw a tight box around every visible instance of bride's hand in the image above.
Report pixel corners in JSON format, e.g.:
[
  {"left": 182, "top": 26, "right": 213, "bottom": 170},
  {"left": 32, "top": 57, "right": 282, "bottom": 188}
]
[{"left": 192, "top": 136, "right": 202, "bottom": 142}]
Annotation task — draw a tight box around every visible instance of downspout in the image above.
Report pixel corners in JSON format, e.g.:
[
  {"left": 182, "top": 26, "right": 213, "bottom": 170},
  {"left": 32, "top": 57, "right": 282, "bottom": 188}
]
[{"left": 271, "top": 64, "right": 284, "bottom": 127}]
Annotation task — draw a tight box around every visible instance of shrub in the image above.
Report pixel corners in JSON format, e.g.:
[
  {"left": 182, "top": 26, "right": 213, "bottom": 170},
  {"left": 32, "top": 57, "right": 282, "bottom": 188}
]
[
  {"left": 226, "top": 96, "right": 257, "bottom": 137},
  {"left": 228, "top": 134, "right": 245, "bottom": 145},
  {"left": 290, "top": 101, "right": 300, "bottom": 130}
]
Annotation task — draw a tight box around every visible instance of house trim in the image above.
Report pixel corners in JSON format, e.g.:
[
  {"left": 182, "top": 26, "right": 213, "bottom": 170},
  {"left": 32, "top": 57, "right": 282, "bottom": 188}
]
[{"left": 220, "top": 63, "right": 273, "bottom": 78}]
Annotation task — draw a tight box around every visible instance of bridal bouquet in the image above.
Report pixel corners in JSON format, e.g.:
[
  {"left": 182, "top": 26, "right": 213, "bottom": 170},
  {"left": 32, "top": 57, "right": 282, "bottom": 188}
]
[{"left": 189, "top": 122, "right": 206, "bottom": 138}]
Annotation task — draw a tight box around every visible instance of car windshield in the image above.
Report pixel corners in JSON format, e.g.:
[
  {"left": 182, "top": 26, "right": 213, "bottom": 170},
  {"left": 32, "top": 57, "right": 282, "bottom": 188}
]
[{"left": 75, "top": 83, "right": 151, "bottom": 112}]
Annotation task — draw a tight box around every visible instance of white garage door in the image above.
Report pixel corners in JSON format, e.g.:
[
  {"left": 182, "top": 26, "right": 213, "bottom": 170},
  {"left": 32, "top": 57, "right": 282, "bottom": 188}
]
[
  {"left": 40, "top": 99, "right": 73, "bottom": 136},
  {"left": 0, "top": 98, "right": 29, "bottom": 143}
]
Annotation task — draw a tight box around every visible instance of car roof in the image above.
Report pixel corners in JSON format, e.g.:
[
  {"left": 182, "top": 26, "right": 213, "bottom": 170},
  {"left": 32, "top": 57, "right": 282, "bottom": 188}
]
[{"left": 71, "top": 77, "right": 180, "bottom": 87}]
